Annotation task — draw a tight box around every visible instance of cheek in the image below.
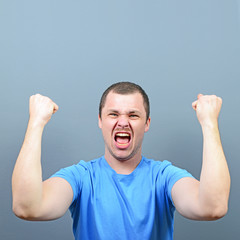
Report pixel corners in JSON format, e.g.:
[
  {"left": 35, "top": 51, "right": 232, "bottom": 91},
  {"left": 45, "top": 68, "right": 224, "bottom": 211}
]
[
  {"left": 101, "top": 120, "right": 116, "bottom": 134},
  {"left": 133, "top": 123, "right": 149, "bottom": 137}
]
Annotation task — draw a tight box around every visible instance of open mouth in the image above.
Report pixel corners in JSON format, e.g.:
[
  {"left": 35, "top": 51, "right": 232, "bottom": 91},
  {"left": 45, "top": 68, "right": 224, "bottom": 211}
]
[{"left": 114, "top": 132, "right": 131, "bottom": 148}]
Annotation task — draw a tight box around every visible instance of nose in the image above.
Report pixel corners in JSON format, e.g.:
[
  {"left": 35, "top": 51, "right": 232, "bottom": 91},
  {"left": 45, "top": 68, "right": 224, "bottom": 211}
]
[{"left": 117, "top": 115, "right": 129, "bottom": 128}]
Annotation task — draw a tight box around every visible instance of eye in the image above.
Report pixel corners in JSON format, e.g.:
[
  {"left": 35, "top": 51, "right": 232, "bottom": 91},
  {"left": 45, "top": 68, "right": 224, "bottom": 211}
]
[
  {"left": 109, "top": 113, "right": 118, "bottom": 117},
  {"left": 129, "top": 114, "right": 139, "bottom": 119}
]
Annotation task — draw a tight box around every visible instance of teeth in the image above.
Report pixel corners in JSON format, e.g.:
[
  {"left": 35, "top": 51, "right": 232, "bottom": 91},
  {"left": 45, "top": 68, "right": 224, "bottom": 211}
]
[{"left": 116, "top": 133, "right": 130, "bottom": 137}]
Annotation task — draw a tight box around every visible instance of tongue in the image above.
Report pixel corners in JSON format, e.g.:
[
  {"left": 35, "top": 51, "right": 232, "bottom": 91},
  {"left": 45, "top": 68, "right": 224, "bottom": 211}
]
[{"left": 116, "top": 137, "right": 129, "bottom": 144}]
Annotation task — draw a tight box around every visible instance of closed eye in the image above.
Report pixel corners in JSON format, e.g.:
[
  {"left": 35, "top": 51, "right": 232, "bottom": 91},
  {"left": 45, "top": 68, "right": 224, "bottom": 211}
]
[
  {"left": 109, "top": 113, "right": 118, "bottom": 117},
  {"left": 129, "top": 114, "right": 139, "bottom": 119}
]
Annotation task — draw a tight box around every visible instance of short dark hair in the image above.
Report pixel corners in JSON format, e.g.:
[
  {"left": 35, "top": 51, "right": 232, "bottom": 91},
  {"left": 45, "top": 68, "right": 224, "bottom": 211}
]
[{"left": 99, "top": 82, "right": 150, "bottom": 121}]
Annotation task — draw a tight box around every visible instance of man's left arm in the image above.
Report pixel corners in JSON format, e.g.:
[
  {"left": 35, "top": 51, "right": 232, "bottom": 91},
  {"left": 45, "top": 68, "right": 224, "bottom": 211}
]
[{"left": 172, "top": 94, "right": 231, "bottom": 220}]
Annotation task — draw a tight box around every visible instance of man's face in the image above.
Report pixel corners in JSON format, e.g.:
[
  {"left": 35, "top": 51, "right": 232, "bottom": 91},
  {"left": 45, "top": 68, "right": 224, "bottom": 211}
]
[{"left": 98, "top": 91, "right": 151, "bottom": 162}]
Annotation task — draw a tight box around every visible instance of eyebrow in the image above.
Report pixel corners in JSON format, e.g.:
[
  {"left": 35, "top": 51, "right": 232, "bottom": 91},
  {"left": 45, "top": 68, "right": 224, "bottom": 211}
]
[{"left": 107, "top": 109, "right": 142, "bottom": 115}]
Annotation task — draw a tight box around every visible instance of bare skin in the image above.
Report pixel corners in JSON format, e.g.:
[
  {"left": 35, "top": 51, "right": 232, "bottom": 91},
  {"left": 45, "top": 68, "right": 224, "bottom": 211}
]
[
  {"left": 172, "top": 94, "right": 230, "bottom": 220},
  {"left": 98, "top": 92, "right": 150, "bottom": 174},
  {"left": 12, "top": 94, "right": 73, "bottom": 220},
  {"left": 12, "top": 92, "right": 230, "bottom": 221}
]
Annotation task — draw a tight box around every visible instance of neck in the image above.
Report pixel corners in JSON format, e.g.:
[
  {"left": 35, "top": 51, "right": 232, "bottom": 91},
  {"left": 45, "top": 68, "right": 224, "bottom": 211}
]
[{"left": 104, "top": 152, "right": 142, "bottom": 175}]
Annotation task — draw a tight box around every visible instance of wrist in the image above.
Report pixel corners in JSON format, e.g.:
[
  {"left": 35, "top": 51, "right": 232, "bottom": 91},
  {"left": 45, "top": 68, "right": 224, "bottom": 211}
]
[
  {"left": 200, "top": 118, "right": 218, "bottom": 130},
  {"left": 201, "top": 121, "right": 220, "bottom": 138},
  {"left": 28, "top": 118, "right": 46, "bottom": 131}
]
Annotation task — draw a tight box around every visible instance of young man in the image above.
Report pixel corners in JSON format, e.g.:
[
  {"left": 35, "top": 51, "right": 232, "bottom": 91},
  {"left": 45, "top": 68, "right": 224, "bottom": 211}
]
[{"left": 12, "top": 82, "right": 230, "bottom": 240}]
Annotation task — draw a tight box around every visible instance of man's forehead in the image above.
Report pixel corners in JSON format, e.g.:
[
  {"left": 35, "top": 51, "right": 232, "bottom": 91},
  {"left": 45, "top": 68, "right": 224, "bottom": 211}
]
[
  {"left": 103, "top": 92, "right": 145, "bottom": 113},
  {"left": 105, "top": 91, "right": 143, "bottom": 102}
]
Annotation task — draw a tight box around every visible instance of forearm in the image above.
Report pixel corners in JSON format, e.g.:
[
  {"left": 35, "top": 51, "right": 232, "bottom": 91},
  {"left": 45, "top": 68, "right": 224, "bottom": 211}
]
[
  {"left": 12, "top": 120, "right": 44, "bottom": 218},
  {"left": 199, "top": 123, "right": 230, "bottom": 217}
]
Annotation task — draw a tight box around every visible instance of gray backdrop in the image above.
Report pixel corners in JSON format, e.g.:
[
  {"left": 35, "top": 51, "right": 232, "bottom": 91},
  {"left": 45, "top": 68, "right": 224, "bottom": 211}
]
[{"left": 0, "top": 0, "right": 239, "bottom": 239}]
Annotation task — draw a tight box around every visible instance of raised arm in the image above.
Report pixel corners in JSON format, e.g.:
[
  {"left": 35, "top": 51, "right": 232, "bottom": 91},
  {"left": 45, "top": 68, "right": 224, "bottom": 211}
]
[
  {"left": 172, "top": 94, "right": 231, "bottom": 220},
  {"left": 12, "top": 94, "right": 73, "bottom": 221}
]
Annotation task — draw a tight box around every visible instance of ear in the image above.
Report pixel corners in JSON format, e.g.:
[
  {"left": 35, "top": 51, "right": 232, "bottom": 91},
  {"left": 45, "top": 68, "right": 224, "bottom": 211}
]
[
  {"left": 144, "top": 117, "right": 151, "bottom": 132},
  {"left": 98, "top": 115, "right": 102, "bottom": 129}
]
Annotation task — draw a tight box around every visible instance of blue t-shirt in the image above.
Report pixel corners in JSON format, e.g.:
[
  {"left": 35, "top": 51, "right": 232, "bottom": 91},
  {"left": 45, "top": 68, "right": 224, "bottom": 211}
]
[{"left": 51, "top": 156, "right": 194, "bottom": 240}]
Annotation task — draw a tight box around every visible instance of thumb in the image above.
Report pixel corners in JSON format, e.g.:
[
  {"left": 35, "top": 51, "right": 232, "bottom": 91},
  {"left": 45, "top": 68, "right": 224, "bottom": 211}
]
[
  {"left": 192, "top": 100, "right": 198, "bottom": 110},
  {"left": 192, "top": 94, "right": 204, "bottom": 110},
  {"left": 52, "top": 103, "right": 59, "bottom": 114}
]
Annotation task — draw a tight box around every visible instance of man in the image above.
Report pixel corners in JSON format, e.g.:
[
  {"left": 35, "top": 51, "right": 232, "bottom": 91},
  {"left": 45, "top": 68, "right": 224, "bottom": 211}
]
[{"left": 12, "top": 82, "right": 230, "bottom": 240}]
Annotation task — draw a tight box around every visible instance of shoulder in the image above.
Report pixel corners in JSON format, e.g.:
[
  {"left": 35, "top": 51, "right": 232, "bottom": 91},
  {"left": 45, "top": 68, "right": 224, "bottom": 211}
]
[
  {"left": 142, "top": 157, "right": 193, "bottom": 180},
  {"left": 69, "top": 157, "right": 103, "bottom": 174},
  {"left": 141, "top": 156, "right": 174, "bottom": 172},
  {"left": 51, "top": 157, "right": 103, "bottom": 180}
]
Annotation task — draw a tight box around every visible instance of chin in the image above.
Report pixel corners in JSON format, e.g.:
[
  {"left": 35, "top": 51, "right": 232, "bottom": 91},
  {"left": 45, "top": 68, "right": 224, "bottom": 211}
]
[
  {"left": 112, "top": 150, "right": 136, "bottom": 162},
  {"left": 115, "top": 156, "right": 132, "bottom": 161}
]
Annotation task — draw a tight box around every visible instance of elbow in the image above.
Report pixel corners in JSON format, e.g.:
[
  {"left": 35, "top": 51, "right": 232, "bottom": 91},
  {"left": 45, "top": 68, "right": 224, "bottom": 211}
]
[
  {"left": 206, "top": 204, "right": 228, "bottom": 220},
  {"left": 12, "top": 201, "right": 30, "bottom": 220},
  {"left": 200, "top": 192, "right": 230, "bottom": 220},
  {"left": 12, "top": 203, "right": 27, "bottom": 219},
  {"left": 214, "top": 205, "right": 228, "bottom": 219},
  {"left": 12, "top": 201, "right": 37, "bottom": 220}
]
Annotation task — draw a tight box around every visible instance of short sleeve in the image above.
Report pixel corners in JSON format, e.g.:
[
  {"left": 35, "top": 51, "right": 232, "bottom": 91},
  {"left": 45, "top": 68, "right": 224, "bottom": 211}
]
[
  {"left": 161, "top": 160, "right": 195, "bottom": 206},
  {"left": 50, "top": 161, "right": 88, "bottom": 204}
]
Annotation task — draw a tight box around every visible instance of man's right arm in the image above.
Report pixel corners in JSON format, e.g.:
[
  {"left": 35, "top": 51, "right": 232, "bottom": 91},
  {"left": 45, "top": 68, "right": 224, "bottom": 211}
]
[{"left": 12, "top": 94, "right": 73, "bottom": 221}]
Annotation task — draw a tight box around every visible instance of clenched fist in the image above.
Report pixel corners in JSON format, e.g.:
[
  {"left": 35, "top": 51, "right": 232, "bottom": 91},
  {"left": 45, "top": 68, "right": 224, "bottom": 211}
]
[
  {"left": 192, "top": 94, "right": 222, "bottom": 128},
  {"left": 29, "top": 94, "right": 59, "bottom": 127}
]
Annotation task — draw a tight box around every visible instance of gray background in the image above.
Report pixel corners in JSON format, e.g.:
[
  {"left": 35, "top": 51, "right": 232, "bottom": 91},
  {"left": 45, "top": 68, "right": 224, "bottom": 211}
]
[{"left": 0, "top": 0, "right": 239, "bottom": 239}]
